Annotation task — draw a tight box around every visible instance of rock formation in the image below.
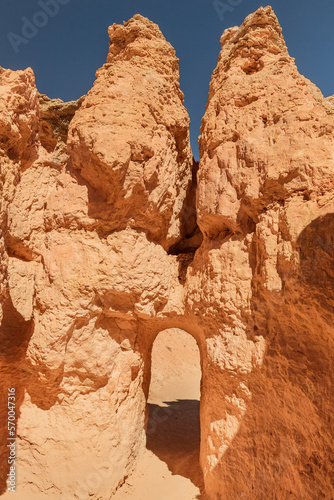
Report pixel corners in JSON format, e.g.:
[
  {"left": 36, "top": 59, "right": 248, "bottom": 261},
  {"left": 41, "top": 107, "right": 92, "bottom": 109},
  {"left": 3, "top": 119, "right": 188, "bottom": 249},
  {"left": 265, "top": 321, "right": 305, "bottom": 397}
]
[
  {"left": 192, "top": 6, "right": 334, "bottom": 498},
  {"left": 0, "top": 6, "right": 333, "bottom": 500}
]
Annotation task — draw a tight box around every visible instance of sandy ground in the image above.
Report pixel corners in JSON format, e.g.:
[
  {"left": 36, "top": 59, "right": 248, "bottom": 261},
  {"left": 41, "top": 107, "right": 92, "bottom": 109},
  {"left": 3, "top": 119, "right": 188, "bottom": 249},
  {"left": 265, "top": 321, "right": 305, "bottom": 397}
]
[{"left": 113, "top": 329, "right": 204, "bottom": 500}]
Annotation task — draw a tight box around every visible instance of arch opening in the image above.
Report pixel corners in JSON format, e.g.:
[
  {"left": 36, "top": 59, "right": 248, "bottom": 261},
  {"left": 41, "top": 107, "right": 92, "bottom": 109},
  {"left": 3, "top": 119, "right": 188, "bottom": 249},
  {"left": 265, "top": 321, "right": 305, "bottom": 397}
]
[{"left": 146, "top": 328, "right": 204, "bottom": 496}]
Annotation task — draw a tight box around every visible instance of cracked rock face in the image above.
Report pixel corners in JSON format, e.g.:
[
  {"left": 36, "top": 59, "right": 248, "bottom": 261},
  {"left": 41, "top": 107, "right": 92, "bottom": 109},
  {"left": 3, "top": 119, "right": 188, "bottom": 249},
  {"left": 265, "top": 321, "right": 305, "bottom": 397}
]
[{"left": 0, "top": 7, "right": 333, "bottom": 500}]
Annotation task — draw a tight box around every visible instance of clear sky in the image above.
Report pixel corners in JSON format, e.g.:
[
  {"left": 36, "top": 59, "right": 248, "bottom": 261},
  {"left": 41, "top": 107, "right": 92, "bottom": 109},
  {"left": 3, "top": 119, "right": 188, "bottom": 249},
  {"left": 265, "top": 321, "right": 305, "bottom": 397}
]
[{"left": 1, "top": 0, "right": 333, "bottom": 160}]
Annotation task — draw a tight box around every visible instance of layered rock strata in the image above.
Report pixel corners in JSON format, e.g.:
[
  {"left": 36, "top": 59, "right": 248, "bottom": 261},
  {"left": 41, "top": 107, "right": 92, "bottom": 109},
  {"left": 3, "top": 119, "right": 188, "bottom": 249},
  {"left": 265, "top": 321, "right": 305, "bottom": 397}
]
[{"left": 0, "top": 6, "right": 333, "bottom": 500}]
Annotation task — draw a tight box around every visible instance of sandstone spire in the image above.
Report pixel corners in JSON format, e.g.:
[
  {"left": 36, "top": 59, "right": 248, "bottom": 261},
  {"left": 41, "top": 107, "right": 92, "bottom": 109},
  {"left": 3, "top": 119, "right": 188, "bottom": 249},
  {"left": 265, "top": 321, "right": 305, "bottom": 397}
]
[
  {"left": 68, "top": 15, "right": 194, "bottom": 251},
  {"left": 198, "top": 5, "right": 333, "bottom": 240},
  {"left": 216, "top": 5, "right": 289, "bottom": 78},
  {"left": 192, "top": 6, "right": 334, "bottom": 499}
]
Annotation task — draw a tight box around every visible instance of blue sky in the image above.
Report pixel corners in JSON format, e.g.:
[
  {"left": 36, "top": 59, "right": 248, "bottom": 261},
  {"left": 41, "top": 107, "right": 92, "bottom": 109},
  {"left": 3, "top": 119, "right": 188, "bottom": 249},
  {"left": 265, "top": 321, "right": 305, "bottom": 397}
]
[{"left": 1, "top": 0, "right": 333, "bottom": 160}]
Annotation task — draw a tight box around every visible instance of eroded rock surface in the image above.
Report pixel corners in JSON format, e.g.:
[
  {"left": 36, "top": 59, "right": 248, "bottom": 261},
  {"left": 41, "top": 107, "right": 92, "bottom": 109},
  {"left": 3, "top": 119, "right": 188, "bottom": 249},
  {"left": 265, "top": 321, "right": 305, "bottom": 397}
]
[
  {"left": 68, "top": 15, "right": 194, "bottom": 250},
  {"left": 0, "top": 6, "right": 333, "bottom": 500},
  {"left": 193, "top": 6, "right": 334, "bottom": 499},
  {"left": 0, "top": 15, "right": 191, "bottom": 500}
]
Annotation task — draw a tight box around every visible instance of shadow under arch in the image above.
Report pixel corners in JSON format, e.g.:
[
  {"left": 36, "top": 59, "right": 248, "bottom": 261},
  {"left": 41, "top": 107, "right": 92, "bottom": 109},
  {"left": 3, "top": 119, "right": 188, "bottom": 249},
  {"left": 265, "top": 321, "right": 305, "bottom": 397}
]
[{"left": 141, "top": 326, "right": 206, "bottom": 496}]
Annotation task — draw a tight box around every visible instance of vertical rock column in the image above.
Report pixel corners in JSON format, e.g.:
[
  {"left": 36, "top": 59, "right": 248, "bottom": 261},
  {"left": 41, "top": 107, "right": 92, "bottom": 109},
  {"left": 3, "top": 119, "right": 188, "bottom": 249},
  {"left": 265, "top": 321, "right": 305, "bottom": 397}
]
[
  {"left": 1, "top": 14, "right": 193, "bottom": 499},
  {"left": 68, "top": 14, "right": 194, "bottom": 250},
  {"left": 0, "top": 67, "right": 39, "bottom": 495},
  {"left": 189, "top": 6, "right": 334, "bottom": 499}
]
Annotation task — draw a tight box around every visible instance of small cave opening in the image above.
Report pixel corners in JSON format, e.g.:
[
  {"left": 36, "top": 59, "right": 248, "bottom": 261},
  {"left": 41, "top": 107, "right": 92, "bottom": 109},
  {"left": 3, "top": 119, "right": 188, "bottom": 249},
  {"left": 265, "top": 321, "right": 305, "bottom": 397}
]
[{"left": 146, "top": 328, "right": 204, "bottom": 496}]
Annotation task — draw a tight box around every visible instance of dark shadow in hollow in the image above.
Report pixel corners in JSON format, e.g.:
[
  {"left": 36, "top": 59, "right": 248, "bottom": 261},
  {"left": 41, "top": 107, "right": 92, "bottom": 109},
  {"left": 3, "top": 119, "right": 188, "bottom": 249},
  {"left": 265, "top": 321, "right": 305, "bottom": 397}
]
[
  {"left": 297, "top": 213, "right": 334, "bottom": 311},
  {"left": 0, "top": 296, "right": 34, "bottom": 495},
  {"left": 146, "top": 400, "right": 205, "bottom": 497}
]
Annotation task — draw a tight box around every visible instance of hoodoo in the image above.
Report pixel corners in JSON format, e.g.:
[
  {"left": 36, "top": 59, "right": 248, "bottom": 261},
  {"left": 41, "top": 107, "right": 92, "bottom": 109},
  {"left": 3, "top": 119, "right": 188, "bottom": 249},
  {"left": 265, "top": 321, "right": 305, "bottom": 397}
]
[{"left": 0, "top": 6, "right": 333, "bottom": 499}]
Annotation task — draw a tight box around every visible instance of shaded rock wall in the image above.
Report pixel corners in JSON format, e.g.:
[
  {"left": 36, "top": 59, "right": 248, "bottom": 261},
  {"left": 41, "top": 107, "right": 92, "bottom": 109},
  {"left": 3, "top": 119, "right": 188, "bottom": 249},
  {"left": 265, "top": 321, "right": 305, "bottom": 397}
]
[{"left": 0, "top": 6, "right": 333, "bottom": 500}]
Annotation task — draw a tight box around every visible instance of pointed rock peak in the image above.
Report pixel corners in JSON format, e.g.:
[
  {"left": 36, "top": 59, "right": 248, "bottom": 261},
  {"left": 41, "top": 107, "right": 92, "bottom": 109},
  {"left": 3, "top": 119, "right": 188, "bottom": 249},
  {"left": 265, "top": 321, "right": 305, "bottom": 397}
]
[
  {"left": 219, "top": 5, "right": 291, "bottom": 73},
  {"left": 104, "top": 14, "right": 180, "bottom": 82},
  {"left": 122, "top": 13, "right": 166, "bottom": 40},
  {"left": 107, "top": 14, "right": 167, "bottom": 62},
  {"left": 243, "top": 5, "right": 281, "bottom": 31},
  {"left": 238, "top": 6, "right": 285, "bottom": 43}
]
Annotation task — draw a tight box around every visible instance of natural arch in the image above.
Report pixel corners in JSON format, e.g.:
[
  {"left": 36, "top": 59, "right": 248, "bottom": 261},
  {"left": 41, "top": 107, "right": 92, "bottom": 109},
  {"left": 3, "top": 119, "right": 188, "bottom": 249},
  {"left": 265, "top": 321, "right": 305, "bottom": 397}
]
[
  {"left": 146, "top": 328, "right": 204, "bottom": 494},
  {"left": 112, "top": 327, "right": 204, "bottom": 499}
]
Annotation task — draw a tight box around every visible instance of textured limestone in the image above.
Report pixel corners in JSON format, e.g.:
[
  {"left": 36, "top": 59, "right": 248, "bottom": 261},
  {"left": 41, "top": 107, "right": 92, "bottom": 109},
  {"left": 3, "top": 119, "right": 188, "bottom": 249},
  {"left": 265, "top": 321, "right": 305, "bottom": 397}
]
[{"left": 0, "top": 6, "right": 333, "bottom": 500}]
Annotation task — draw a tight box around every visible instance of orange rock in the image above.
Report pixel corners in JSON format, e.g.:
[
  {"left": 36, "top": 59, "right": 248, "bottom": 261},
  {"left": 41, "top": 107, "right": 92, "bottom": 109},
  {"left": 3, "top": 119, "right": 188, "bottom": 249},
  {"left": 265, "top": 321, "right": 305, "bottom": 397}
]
[
  {"left": 0, "top": 6, "right": 333, "bottom": 500},
  {"left": 194, "top": 6, "right": 334, "bottom": 499},
  {"left": 68, "top": 14, "right": 194, "bottom": 251}
]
